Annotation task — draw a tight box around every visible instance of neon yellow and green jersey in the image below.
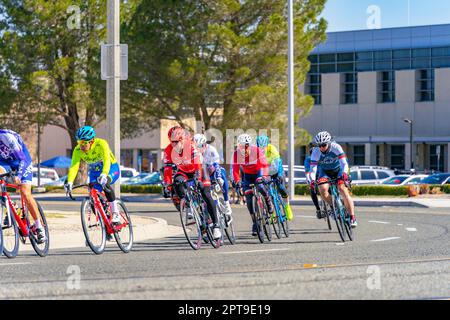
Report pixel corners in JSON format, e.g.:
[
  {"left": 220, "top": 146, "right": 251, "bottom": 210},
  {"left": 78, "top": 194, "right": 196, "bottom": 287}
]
[
  {"left": 67, "top": 138, "right": 117, "bottom": 183},
  {"left": 264, "top": 144, "right": 283, "bottom": 176}
]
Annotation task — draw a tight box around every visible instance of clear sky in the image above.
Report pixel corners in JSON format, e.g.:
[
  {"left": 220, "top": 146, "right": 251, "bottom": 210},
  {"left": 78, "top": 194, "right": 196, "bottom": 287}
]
[{"left": 322, "top": 0, "right": 450, "bottom": 32}]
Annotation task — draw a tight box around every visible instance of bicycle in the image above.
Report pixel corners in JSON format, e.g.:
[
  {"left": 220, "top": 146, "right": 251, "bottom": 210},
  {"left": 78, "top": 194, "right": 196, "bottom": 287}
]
[
  {"left": 317, "top": 177, "right": 354, "bottom": 242},
  {"left": 68, "top": 183, "right": 133, "bottom": 254},
  {"left": 267, "top": 178, "right": 289, "bottom": 239},
  {"left": 210, "top": 180, "right": 236, "bottom": 245},
  {"left": 247, "top": 181, "right": 273, "bottom": 244},
  {"left": 313, "top": 182, "right": 332, "bottom": 231},
  {"left": 1, "top": 172, "right": 50, "bottom": 258},
  {"left": 178, "top": 179, "right": 221, "bottom": 250}
]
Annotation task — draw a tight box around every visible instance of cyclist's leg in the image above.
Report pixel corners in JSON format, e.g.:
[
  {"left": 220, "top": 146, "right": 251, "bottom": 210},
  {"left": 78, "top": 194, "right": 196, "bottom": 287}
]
[
  {"left": 217, "top": 167, "right": 230, "bottom": 202},
  {"left": 317, "top": 168, "right": 332, "bottom": 205},
  {"left": 338, "top": 181, "right": 356, "bottom": 219},
  {"left": 255, "top": 175, "right": 274, "bottom": 214},
  {"left": 197, "top": 181, "right": 218, "bottom": 225},
  {"left": 101, "top": 163, "right": 121, "bottom": 218}
]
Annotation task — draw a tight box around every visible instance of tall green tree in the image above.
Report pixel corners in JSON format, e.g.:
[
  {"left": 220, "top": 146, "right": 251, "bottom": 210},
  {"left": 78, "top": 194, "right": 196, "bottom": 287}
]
[
  {"left": 122, "top": 0, "right": 327, "bottom": 149},
  {"left": 0, "top": 0, "right": 139, "bottom": 147}
]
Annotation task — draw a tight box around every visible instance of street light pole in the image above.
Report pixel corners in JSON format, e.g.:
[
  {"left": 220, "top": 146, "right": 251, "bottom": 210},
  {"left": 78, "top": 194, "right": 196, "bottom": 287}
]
[{"left": 287, "top": 0, "right": 295, "bottom": 199}]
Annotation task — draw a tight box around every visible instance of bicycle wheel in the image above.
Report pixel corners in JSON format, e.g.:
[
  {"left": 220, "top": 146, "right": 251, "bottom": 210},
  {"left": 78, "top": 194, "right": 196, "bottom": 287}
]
[
  {"left": 179, "top": 198, "right": 202, "bottom": 250},
  {"left": 261, "top": 198, "right": 273, "bottom": 242},
  {"left": 332, "top": 196, "right": 346, "bottom": 242},
  {"left": 343, "top": 207, "right": 354, "bottom": 241},
  {"left": 0, "top": 205, "right": 3, "bottom": 257},
  {"left": 321, "top": 200, "right": 332, "bottom": 231},
  {"left": 252, "top": 195, "right": 264, "bottom": 243},
  {"left": 28, "top": 202, "right": 50, "bottom": 257},
  {"left": 81, "top": 198, "right": 106, "bottom": 255},
  {"left": 271, "top": 198, "right": 282, "bottom": 240},
  {"left": 113, "top": 200, "right": 134, "bottom": 253},
  {"left": 277, "top": 195, "right": 290, "bottom": 238},
  {"left": 2, "top": 203, "right": 19, "bottom": 258},
  {"left": 204, "top": 205, "right": 221, "bottom": 249}
]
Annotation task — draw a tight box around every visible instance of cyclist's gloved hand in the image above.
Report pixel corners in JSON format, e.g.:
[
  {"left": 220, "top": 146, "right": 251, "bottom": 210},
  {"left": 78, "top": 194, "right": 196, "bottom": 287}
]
[
  {"left": 64, "top": 182, "right": 73, "bottom": 194},
  {"left": 341, "top": 173, "right": 349, "bottom": 183},
  {"left": 217, "top": 177, "right": 225, "bottom": 187},
  {"left": 231, "top": 180, "right": 237, "bottom": 189},
  {"left": 97, "top": 173, "right": 108, "bottom": 187},
  {"left": 262, "top": 176, "right": 271, "bottom": 184},
  {"left": 310, "top": 181, "right": 315, "bottom": 190},
  {"left": 162, "top": 186, "right": 171, "bottom": 199},
  {"left": 277, "top": 175, "right": 284, "bottom": 185}
]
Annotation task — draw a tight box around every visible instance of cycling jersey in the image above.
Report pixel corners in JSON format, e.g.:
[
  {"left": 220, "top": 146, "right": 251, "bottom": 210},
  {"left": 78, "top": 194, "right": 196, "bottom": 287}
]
[
  {"left": 309, "top": 142, "right": 349, "bottom": 182},
  {"left": 232, "top": 145, "right": 269, "bottom": 182},
  {"left": 264, "top": 144, "right": 283, "bottom": 176},
  {"left": 304, "top": 156, "right": 312, "bottom": 184},
  {"left": 67, "top": 138, "right": 117, "bottom": 183},
  {"left": 0, "top": 129, "right": 33, "bottom": 182}
]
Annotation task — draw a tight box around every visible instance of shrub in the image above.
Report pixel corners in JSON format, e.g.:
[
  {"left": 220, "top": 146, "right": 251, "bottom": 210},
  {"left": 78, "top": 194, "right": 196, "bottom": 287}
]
[
  {"left": 294, "top": 184, "right": 409, "bottom": 196},
  {"left": 120, "top": 185, "right": 162, "bottom": 194}
]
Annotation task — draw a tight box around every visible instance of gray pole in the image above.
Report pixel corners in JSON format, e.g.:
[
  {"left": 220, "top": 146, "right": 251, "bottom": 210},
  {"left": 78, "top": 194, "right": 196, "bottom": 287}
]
[
  {"left": 107, "top": 0, "right": 121, "bottom": 196},
  {"left": 37, "top": 121, "right": 41, "bottom": 188},
  {"left": 287, "top": 0, "right": 295, "bottom": 198},
  {"left": 410, "top": 121, "right": 413, "bottom": 171}
]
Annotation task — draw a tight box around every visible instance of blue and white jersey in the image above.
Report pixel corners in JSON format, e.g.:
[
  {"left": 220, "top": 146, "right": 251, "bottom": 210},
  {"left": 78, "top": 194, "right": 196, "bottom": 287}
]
[
  {"left": 310, "top": 142, "right": 349, "bottom": 181},
  {"left": 0, "top": 129, "right": 33, "bottom": 180},
  {"left": 202, "top": 144, "right": 221, "bottom": 167}
]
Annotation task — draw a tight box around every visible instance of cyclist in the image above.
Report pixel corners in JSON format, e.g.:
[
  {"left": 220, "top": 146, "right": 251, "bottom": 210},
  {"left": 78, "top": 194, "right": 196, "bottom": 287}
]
[
  {"left": 162, "top": 126, "right": 183, "bottom": 211},
  {"left": 232, "top": 134, "right": 273, "bottom": 236},
  {"left": 193, "top": 134, "right": 233, "bottom": 224},
  {"left": 304, "top": 142, "right": 322, "bottom": 219},
  {"left": 65, "top": 126, "right": 121, "bottom": 224},
  {"left": 0, "top": 129, "right": 46, "bottom": 243},
  {"left": 256, "top": 135, "right": 293, "bottom": 221},
  {"left": 162, "top": 127, "right": 221, "bottom": 240},
  {"left": 309, "top": 131, "right": 357, "bottom": 228}
]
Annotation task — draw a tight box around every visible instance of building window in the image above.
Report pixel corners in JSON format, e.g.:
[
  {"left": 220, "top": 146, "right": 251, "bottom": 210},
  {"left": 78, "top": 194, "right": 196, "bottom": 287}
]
[
  {"left": 342, "top": 73, "right": 358, "bottom": 104},
  {"left": 120, "top": 149, "right": 134, "bottom": 168},
  {"left": 416, "top": 69, "right": 434, "bottom": 102},
  {"left": 306, "top": 74, "right": 321, "bottom": 105},
  {"left": 430, "top": 145, "right": 445, "bottom": 172},
  {"left": 353, "top": 145, "right": 365, "bottom": 166},
  {"left": 138, "top": 149, "right": 158, "bottom": 173},
  {"left": 378, "top": 71, "right": 395, "bottom": 103},
  {"left": 391, "top": 145, "right": 405, "bottom": 170}
]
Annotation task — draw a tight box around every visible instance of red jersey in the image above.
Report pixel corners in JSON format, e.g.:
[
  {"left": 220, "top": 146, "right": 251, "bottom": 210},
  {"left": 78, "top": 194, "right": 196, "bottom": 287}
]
[
  {"left": 163, "top": 141, "right": 210, "bottom": 186},
  {"left": 232, "top": 145, "right": 269, "bottom": 182}
]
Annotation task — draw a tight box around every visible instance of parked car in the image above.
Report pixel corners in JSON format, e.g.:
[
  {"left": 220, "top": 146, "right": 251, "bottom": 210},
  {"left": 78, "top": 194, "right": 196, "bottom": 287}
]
[
  {"left": 122, "top": 173, "right": 151, "bottom": 185},
  {"left": 120, "top": 166, "right": 139, "bottom": 183},
  {"left": 282, "top": 165, "right": 307, "bottom": 185},
  {"left": 420, "top": 173, "right": 450, "bottom": 185},
  {"left": 44, "top": 175, "right": 67, "bottom": 187},
  {"left": 126, "top": 172, "right": 162, "bottom": 186},
  {"left": 32, "top": 167, "right": 60, "bottom": 187},
  {"left": 381, "top": 175, "right": 428, "bottom": 186},
  {"left": 350, "top": 166, "right": 395, "bottom": 186}
]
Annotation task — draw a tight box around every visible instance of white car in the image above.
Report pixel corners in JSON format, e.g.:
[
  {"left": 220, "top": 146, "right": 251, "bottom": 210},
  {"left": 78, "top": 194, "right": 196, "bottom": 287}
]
[
  {"left": 32, "top": 167, "right": 60, "bottom": 187},
  {"left": 120, "top": 166, "right": 139, "bottom": 183},
  {"left": 282, "top": 165, "right": 307, "bottom": 185},
  {"left": 350, "top": 166, "right": 396, "bottom": 186},
  {"left": 381, "top": 175, "right": 428, "bottom": 186}
]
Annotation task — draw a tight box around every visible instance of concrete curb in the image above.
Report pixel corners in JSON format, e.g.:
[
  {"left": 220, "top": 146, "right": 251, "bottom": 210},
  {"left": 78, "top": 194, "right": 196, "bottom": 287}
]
[
  {"left": 20, "top": 212, "right": 184, "bottom": 251},
  {"left": 290, "top": 199, "right": 429, "bottom": 208}
]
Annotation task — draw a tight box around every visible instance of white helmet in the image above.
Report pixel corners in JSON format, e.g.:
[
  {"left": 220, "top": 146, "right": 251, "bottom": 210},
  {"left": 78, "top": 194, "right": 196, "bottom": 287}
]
[
  {"left": 314, "top": 131, "right": 332, "bottom": 145},
  {"left": 237, "top": 134, "right": 253, "bottom": 146},
  {"left": 193, "top": 134, "right": 207, "bottom": 148}
]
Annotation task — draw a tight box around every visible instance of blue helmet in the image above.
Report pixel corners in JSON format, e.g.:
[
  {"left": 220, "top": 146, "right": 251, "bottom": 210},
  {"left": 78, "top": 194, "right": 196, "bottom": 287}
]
[
  {"left": 76, "top": 126, "right": 96, "bottom": 141},
  {"left": 256, "top": 135, "right": 270, "bottom": 148}
]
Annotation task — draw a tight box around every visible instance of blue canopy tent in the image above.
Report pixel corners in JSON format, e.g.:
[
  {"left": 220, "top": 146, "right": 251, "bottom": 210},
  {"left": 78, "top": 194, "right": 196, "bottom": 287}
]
[{"left": 40, "top": 156, "right": 72, "bottom": 168}]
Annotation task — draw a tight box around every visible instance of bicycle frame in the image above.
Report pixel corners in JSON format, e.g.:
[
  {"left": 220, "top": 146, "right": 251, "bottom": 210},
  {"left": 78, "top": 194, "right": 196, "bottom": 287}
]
[
  {"left": 0, "top": 178, "right": 31, "bottom": 238},
  {"left": 317, "top": 178, "right": 349, "bottom": 221},
  {"left": 268, "top": 180, "right": 286, "bottom": 223}
]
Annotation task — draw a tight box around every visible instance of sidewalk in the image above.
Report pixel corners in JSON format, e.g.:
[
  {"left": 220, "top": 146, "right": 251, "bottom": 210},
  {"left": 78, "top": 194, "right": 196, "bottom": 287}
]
[{"left": 19, "top": 210, "right": 184, "bottom": 251}]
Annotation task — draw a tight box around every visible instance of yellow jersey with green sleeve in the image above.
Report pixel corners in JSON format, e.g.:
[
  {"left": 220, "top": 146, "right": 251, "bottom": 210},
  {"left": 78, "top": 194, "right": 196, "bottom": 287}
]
[
  {"left": 67, "top": 138, "right": 117, "bottom": 183},
  {"left": 265, "top": 144, "right": 283, "bottom": 176}
]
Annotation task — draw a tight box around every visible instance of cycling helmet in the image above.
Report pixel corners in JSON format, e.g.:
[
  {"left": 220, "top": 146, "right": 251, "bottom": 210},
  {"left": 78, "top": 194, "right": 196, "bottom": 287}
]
[
  {"left": 170, "top": 127, "right": 186, "bottom": 142},
  {"left": 314, "top": 131, "right": 332, "bottom": 145},
  {"left": 193, "top": 134, "right": 207, "bottom": 149},
  {"left": 256, "top": 135, "right": 270, "bottom": 148},
  {"left": 237, "top": 134, "right": 253, "bottom": 146},
  {"left": 76, "top": 126, "right": 96, "bottom": 141},
  {"left": 168, "top": 126, "right": 182, "bottom": 139}
]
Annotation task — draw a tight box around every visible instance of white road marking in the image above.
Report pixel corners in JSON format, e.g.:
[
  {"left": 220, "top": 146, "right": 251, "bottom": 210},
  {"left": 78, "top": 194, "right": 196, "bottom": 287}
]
[
  {"left": 371, "top": 237, "right": 401, "bottom": 242},
  {"left": 369, "top": 221, "right": 390, "bottom": 225},
  {"left": 298, "top": 216, "right": 316, "bottom": 219},
  {"left": 335, "top": 243, "right": 345, "bottom": 246},
  {"left": 219, "top": 248, "right": 290, "bottom": 255},
  {"left": 0, "top": 262, "right": 31, "bottom": 267},
  {"left": 397, "top": 224, "right": 403, "bottom": 226},
  {"left": 406, "top": 228, "right": 417, "bottom": 232}
]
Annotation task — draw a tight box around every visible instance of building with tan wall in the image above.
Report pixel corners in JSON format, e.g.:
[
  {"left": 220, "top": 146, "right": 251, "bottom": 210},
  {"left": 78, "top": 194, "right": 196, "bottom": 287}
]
[{"left": 301, "top": 24, "right": 450, "bottom": 172}]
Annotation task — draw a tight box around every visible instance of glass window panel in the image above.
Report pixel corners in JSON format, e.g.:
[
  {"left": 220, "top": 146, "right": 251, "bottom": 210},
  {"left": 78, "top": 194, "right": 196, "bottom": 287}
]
[
  {"left": 345, "top": 73, "right": 357, "bottom": 82},
  {"left": 345, "top": 84, "right": 356, "bottom": 92},
  {"left": 381, "top": 71, "right": 394, "bottom": 81},
  {"left": 309, "top": 74, "right": 321, "bottom": 83},
  {"left": 374, "top": 50, "right": 392, "bottom": 60},
  {"left": 356, "top": 51, "right": 373, "bottom": 61},
  {"left": 319, "top": 54, "right": 336, "bottom": 63},
  {"left": 308, "top": 55, "right": 318, "bottom": 63},
  {"left": 412, "top": 58, "right": 431, "bottom": 69},
  {"left": 393, "top": 59, "right": 411, "bottom": 70},
  {"left": 309, "top": 64, "right": 319, "bottom": 73},
  {"left": 361, "top": 171, "right": 376, "bottom": 180},
  {"left": 319, "top": 63, "right": 336, "bottom": 73},
  {"left": 356, "top": 61, "right": 373, "bottom": 71},
  {"left": 374, "top": 61, "right": 392, "bottom": 70},
  {"left": 432, "top": 57, "right": 450, "bottom": 68},
  {"left": 344, "top": 94, "right": 357, "bottom": 104},
  {"left": 432, "top": 47, "right": 450, "bottom": 57},
  {"left": 337, "top": 52, "right": 354, "bottom": 62},
  {"left": 412, "top": 48, "right": 430, "bottom": 58},
  {"left": 393, "top": 49, "right": 410, "bottom": 59},
  {"left": 337, "top": 63, "right": 354, "bottom": 72}
]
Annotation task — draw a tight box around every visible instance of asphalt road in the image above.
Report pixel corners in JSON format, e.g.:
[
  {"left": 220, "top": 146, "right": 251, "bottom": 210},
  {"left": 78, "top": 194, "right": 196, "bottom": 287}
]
[{"left": 1, "top": 198, "right": 449, "bottom": 300}]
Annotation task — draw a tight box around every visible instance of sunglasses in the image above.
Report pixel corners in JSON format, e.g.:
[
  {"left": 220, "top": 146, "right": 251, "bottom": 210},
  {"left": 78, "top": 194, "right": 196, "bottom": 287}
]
[
  {"left": 319, "top": 143, "right": 329, "bottom": 148},
  {"left": 171, "top": 140, "right": 181, "bottom": 145},
  {"left": 78, "top": 140, "right": 93, "bottom": 146}
]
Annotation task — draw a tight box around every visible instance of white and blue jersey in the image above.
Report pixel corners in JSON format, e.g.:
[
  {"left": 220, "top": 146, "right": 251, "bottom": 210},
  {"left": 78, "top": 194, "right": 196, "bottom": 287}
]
[
  {"left": 310, "top": 142, "right": 349, "bottom": 181},
  {"left": 201, "top": 144, "right": 230, "bottom": 202},
  {"left": 0, "top": 129, "right": 33, "bottom": 183}
]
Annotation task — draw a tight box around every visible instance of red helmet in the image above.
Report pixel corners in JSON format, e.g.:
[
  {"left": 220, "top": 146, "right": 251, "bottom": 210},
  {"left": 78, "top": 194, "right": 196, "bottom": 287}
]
[
  {"left": 170, "top": 127, "right": 186, "bottom": 142},
  {"left": 168, "top": 126, "right": 182, "bottom": 139}
]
